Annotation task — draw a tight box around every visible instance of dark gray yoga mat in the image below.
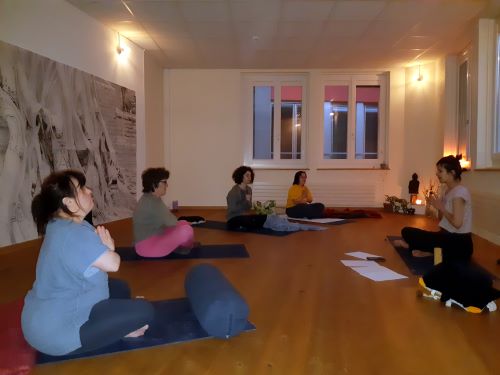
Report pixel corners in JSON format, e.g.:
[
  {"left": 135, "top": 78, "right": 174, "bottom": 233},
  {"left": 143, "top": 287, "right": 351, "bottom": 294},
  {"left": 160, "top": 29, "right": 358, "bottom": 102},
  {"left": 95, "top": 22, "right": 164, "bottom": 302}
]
[
  {"left": 387, "top": 235, "right": 497, "bottom": 279},
  {"left": 36, "top": 298, "right": 255, "bottom": 364},
  {"left": 387, "top": 235, "right": 434, "bottom": 275},
  {"left": 195, "top": 220, "right": 293, "bottom": 236},
  {"left": 116, "top": 244, "right": 249, "bottom": 261}
]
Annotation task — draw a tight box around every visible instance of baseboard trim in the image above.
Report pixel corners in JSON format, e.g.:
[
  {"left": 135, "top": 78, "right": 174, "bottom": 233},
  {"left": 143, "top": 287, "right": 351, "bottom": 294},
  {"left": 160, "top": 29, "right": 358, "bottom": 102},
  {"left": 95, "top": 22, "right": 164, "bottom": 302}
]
[{"left": 474, "top": 228, "right": 500, "bottom": 246}]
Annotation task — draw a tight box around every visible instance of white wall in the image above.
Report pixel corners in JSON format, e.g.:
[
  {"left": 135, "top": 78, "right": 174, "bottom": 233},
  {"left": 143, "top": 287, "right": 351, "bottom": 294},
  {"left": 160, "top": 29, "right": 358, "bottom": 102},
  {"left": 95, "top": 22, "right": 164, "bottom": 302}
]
[
  {"left": 401, "top": 61, "right": 445, "bottom": 194},
  {"left": 450, "top": 19, "right": 500, "bottom": 245},
  {"left": 402, "top": 52, "right": 500, "bottom": 245},
  {"left": 0, "top": 0, "right": 146, "bottom": 195},
  {"left": 144, "top": 51, "right": 164, "bottom": 168},
  {"left": 163, "top": 67, "right": 447, "bottom": 208},
  {"left": 165, "top": 70, "right": 243, "bottom": 207},
  {"left": 463, "top": 172, "right": 500, "bottom": 245},
  {"left": 165, "top": 60, "right": 500, "bottom": 245}
]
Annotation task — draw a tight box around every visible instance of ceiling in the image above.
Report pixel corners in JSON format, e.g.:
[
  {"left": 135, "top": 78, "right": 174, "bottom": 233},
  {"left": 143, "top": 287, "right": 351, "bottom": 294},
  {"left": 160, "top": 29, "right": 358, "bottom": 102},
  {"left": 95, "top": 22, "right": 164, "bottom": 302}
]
[{"left": 67, "top": 0, "right": 500, "bottom": 69}]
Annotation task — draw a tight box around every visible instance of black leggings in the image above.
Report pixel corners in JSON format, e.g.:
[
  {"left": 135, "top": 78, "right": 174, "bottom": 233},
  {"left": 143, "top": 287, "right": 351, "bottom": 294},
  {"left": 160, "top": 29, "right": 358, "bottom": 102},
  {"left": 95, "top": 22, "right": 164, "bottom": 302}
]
[
  {"left": 286, "top": 203, "right": 325, "bottom": 219},
  {"left": 423, "top": 261, "right": 500, "bottom": 308},
  {"left": 69, "top": 278, "right": 154, "bottom": 355},
  {"left": 401, "top": 227, "right": 473, "bottom": 263},
  {"left": 227, "top": 215, "right": 267, "bottom": 230}
]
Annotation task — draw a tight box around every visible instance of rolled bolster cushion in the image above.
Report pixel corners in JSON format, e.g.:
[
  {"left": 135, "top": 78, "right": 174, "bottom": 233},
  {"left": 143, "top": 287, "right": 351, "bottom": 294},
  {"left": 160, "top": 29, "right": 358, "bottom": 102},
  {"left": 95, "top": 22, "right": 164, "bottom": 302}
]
[{"left": 185, "top": 264, "right": 249, "bottom": 338}]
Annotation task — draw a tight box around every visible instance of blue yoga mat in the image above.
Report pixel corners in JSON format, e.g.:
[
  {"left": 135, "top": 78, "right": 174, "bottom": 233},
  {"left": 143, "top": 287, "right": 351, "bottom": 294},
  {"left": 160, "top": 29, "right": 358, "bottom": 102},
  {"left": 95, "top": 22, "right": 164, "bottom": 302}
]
[
  {"left": 36, "top": 298, "right": 255, "bottom": 364},
  {"left": 195, "top": 220, "right": 293, "bottom": 236},
  {"left": 116, "top": 244, "right": 249, "bottom": 261}
]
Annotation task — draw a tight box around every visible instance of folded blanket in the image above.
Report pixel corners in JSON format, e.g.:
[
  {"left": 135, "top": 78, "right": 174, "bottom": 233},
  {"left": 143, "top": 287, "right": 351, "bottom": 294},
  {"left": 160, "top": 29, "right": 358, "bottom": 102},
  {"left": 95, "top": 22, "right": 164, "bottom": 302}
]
[{"left": 263, "top": 215, "right": 327, "bottom": 231}]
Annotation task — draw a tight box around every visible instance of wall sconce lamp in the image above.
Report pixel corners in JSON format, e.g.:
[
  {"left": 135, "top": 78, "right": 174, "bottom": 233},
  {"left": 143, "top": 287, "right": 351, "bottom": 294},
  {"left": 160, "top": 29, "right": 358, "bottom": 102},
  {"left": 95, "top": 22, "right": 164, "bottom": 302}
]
[
  {"left": 116, "top": 33, "right": 125, "bottom": 55},
  {"left": 416, "top": 64, "right": 423, "bottom": 82}
]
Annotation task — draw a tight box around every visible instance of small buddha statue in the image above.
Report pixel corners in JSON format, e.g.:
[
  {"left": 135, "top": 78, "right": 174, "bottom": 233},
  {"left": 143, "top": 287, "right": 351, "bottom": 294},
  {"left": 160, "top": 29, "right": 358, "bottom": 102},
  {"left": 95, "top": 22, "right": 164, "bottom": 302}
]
[{"left": 408, "top": 173, "right": 419, "bottom": 204}]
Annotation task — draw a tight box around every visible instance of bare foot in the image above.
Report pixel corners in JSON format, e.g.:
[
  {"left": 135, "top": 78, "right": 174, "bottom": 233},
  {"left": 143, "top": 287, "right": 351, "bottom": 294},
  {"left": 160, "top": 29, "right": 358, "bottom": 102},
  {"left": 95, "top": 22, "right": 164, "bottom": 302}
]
[
  {"left": 412, "top": 250, "right": 433, "bottom": 258},
  {"left": 125, "top": 324, "right": 149, "bottom": 338},
  {"left": 393, "top": 239, "right": 409, "bottom": 249}
]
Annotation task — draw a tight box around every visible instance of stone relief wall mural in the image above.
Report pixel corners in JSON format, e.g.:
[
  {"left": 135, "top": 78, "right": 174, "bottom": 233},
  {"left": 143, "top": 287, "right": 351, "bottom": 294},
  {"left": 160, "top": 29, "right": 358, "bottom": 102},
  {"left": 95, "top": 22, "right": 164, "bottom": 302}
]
[{"left": 0, "top": 40, "right": 136, "bottom": 247}]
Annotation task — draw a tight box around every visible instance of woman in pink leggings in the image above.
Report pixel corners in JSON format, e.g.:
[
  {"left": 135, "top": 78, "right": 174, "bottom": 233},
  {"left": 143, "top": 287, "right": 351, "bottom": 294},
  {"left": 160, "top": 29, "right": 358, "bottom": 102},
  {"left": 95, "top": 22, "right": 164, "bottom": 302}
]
[{"left": 133, "top": 168, "right": 196, "bottom": 257}]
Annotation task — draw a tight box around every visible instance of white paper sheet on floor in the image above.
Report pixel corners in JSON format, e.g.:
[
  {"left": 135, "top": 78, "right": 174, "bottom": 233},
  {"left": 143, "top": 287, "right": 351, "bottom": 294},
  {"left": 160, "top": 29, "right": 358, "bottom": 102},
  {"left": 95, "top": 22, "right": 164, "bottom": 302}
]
[{"left": 342, "top": 255, "right": 407, "bottom": 282}]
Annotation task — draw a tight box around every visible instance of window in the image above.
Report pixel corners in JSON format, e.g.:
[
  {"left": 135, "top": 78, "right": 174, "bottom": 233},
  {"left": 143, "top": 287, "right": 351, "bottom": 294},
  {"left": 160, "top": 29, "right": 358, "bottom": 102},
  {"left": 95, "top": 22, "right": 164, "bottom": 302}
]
[
  {"left": 322, "top": 74, "right": 386, "bottom": 168},
  {"left": 243, "top": 74, "right": 307, "bottom": 168},
  {"left": 475, "top": 19, "right": 497, "bottom": 168},
  {"left": 355, "top": 86, "right": 380, "bottom": 160},
  {"left": 279, "top": 86, "right": 303, "bottom": 160},
  {"left": 495, "top": 33, "right": 500, "bottom": 157},
  {"left": 324, "top": 85, "right": 348, "bottom": 159},
  {"left": 457, "top": 58, "right": 471, "bottom": 161},
  {"left": 252, "top": 86, "right": 274, "bottom": 159}
]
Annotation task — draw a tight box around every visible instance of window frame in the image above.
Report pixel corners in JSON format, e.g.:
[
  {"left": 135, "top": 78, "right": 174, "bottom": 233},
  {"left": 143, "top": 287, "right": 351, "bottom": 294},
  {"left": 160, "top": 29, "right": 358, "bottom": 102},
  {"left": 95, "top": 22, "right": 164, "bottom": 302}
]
[
  {"left": 318, "top": 73, "right": 388, "bottom": 169},
  {"left": 242, "top": 73, "right": 308, "bottom": 169}
]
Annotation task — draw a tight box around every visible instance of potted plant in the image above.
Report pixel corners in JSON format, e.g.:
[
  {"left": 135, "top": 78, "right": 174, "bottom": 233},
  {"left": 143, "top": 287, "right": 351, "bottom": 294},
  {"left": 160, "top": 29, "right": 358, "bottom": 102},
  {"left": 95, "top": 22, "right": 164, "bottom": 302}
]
[
  {"left": 253, "top": 200, "right": 276, "bottom": 215},
  {"left": 384, "top": 195, "right": 399, "bottom": 212},
  {"left": 398, "top": 198, "right": 415, "bottom": 215},
  {"left": 384, "top": 195, "right": 415, "bottom": 215},
  {"left": 423, "top": 178, "right": 439, "bottom": 217}
]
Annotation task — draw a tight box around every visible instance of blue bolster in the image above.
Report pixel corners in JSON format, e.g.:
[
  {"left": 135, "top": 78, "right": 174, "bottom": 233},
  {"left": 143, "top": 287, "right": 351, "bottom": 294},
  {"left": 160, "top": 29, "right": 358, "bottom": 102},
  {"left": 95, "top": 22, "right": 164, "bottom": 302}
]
[{"left": 185, "top": 264, "right": 249, "bottom": 338}]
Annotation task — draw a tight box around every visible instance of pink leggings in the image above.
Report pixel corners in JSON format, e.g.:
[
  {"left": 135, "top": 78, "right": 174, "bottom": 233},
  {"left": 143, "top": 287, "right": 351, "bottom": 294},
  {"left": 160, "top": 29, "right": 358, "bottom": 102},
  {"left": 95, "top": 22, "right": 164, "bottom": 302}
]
[{"left": 135, "top": 221, "right": 194, "bottom": 258}]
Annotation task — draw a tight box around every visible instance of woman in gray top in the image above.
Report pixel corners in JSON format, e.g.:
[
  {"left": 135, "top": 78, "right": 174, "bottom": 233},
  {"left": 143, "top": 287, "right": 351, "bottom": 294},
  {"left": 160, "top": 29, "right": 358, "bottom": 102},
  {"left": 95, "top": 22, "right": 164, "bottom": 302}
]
[{"left": 226, "top": 166, "right": 267, "bottom": 230}]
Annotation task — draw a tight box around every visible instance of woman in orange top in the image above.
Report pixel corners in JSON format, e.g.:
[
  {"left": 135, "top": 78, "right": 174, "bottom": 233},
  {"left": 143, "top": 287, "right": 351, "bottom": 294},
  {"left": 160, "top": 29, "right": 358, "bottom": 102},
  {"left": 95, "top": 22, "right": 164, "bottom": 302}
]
[{"left": 286, "top": 171, "right": 325, "bottom": 219}]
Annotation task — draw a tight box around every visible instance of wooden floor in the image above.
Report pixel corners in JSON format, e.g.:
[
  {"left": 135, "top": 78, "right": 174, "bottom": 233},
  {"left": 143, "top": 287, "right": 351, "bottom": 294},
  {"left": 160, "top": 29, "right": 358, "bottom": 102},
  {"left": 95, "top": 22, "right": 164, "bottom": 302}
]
[{"left": 2, "top": 210, "right": 500, "bottom": 375}]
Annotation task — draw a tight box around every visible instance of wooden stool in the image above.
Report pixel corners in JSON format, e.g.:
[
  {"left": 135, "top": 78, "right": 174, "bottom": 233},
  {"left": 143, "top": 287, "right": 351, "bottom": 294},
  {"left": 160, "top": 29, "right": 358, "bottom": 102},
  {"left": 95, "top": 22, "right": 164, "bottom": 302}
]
[{"left": 434, "top": 247, "right": 442, "bottom": 265}]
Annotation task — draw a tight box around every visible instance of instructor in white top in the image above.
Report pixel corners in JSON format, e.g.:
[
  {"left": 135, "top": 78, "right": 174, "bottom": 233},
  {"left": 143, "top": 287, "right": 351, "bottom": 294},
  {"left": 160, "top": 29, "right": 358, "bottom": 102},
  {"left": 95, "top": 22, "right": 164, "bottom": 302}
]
[{"left": 397, "top": 155, "right": 473, "bottom": 262}]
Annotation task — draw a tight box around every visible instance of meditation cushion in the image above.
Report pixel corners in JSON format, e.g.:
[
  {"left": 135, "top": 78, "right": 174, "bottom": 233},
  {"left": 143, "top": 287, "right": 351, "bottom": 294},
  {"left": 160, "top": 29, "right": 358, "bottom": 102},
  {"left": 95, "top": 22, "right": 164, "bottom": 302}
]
[
  {"left": 185, "top": 264, "right": 249, "bottom": 338},
  {"left": 0, "top": 299, "right": 35, "bottom": 374}
]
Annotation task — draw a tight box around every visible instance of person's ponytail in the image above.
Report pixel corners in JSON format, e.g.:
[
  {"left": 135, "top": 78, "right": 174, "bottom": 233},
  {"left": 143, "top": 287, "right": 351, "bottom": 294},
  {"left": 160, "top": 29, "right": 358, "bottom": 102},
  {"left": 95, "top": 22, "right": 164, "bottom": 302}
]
[
  {"left": 31, "top": 170, "right": 86, "bottom": 234},
  {"left": 436, "top": 155, "right": 462, "bottom": 181}
]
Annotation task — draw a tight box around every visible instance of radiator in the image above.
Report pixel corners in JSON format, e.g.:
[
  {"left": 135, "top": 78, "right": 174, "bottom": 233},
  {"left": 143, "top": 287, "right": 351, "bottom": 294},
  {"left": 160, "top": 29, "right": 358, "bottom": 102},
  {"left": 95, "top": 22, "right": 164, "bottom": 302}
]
[{"left": 252, "top": 182, "right": 379, "bottom": 207}]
